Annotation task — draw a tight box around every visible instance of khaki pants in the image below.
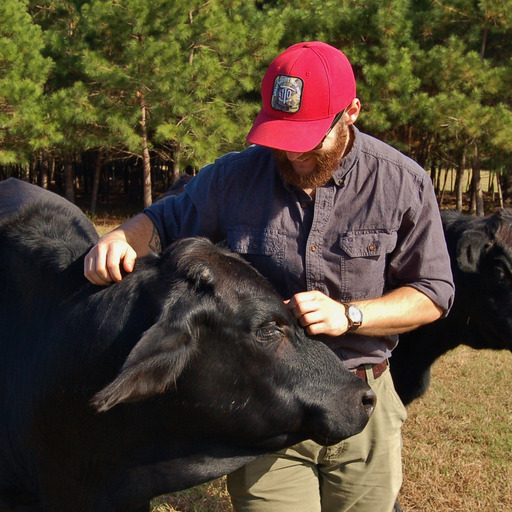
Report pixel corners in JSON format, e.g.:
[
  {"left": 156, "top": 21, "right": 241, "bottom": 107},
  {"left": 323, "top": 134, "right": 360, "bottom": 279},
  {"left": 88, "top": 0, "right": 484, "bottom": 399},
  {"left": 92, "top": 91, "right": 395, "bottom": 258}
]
[{"left": 227, "top": 367, "right": 407, "bottom": 512}]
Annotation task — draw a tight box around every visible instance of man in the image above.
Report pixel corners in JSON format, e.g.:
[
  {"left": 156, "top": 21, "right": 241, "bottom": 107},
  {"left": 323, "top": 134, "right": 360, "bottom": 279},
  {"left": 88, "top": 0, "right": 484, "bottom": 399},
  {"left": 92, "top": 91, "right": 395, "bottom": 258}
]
[{"left": 85, "top": 41, "right": 454, "bottom": 511}]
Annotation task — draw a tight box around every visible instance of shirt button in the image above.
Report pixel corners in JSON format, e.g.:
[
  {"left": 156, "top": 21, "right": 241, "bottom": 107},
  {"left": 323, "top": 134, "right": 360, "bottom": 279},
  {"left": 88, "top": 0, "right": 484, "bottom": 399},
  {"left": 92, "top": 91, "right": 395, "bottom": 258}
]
[
  {"left": 311, "top": 245, "right": 317, "bottom": 252},
  {"left": 368, "top": 243, "right": 376, "bottom": 252}
]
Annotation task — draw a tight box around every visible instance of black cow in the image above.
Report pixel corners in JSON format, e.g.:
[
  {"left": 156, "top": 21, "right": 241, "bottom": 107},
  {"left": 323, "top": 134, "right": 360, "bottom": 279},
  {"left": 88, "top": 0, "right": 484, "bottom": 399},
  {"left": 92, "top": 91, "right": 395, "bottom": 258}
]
[
  {"left": 391, "top": 208, "right": 512, "bottom": 405},
  {"left": 155, "top": 174, "right": 194, "bottom": 201},
  {"left": 0, "top": 179, "right": 375, "bottom": 512}
]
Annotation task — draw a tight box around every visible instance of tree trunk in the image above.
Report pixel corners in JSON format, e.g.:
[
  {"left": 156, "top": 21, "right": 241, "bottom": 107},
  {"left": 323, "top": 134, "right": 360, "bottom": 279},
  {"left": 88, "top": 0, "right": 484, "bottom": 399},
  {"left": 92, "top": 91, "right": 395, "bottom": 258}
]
[
  {"left": 497, "top": 172, "right": 504, "bottom": 208},
  {"left": 498, "top": 169, "right": 512, "bottom": 203},
  {"left": 40, "top": 156, "right": 49, "bottom": 189},
  {"left": 50, "top": 157, "right": 56, "bottom": 184},
  {"left": 90, "top": 149, "right": 103, "bottom": 215},
  {"left": 139, "top": 92, "right": 152, "bottom": 207},
  {"left": 469, "top": 143, "right": 484, "bottom": 216},
  {"left": 142, "top": 147, "right": 152, "bottom": 208},
  {"left": 455, "top": 153, "right": 465, "bottom": 212},
  {"left": 63, "top": 157, "right": 75, "bottom": 203},
  {"left": 480, "top": 27, "right": 488, "bottom": 61},
  {"left": 430, "top": 161, "right": 437, "bottom": 191},
  {"left": 172, "top": 147, "right": 181, "bottom": 184},
  {"left": 438, "top": 166, "right": 450, "bottom": 207}
]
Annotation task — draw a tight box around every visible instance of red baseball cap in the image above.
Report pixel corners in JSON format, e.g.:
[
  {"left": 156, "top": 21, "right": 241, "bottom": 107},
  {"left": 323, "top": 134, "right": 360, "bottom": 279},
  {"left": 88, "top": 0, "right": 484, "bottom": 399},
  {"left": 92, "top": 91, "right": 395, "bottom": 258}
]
[{"left": 247, "top": 41, "right": 356, "bottom": 153}]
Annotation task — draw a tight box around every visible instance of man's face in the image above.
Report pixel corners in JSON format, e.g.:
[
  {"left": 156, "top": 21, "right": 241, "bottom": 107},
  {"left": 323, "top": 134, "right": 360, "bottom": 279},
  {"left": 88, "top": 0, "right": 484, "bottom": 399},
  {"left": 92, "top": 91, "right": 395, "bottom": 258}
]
[{"left": 273, "top": 121, "right": 350, "bottom": 190}]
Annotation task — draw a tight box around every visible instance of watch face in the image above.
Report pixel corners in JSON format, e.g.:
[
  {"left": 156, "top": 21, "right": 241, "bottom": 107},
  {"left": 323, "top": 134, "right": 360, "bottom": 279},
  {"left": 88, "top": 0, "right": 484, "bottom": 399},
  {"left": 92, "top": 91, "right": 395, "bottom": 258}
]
[{"left": 348, "top": 305, "right": 363, "bottom": 324}]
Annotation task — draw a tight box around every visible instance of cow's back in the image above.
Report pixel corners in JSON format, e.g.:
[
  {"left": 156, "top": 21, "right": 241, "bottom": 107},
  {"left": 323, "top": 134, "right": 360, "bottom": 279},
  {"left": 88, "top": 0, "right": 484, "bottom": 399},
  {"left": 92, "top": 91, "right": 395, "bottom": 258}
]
[
  {"left": 0, "top": 178, "right": 97, "bottom": 240},
  {"left": 0, "top": 181, "right": 99, "bottom": 505},
  {"left": 0, "top": 183, "right": 98, "bottom": 338}
]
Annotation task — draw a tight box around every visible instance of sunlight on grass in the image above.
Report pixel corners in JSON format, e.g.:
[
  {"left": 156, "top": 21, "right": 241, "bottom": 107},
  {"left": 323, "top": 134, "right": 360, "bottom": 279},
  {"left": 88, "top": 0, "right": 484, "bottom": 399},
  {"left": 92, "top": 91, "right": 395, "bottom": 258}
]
[
  {"left": 400, "top": 346, "right": 512, "bottom": 512},
  {"left": 151, "top": 478, "right": 232, "bottom": 512}
]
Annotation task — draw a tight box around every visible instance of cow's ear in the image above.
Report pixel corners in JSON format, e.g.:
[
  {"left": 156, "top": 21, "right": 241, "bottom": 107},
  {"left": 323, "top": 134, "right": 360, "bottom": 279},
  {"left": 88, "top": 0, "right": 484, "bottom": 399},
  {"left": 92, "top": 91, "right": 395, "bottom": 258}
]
[
  {"left": 91, "top": 322, "right": 196, "bottom": 413},
  {"left": 456, "top": 230, "right": 487, "bottom": 272}
]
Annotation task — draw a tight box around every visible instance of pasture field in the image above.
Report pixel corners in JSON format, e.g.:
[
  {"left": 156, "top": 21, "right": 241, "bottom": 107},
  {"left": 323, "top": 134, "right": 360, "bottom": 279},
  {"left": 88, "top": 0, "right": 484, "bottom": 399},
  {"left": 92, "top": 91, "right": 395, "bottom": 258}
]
[{"left": 149, "top": 347, "right": 512, "bottom": 512}]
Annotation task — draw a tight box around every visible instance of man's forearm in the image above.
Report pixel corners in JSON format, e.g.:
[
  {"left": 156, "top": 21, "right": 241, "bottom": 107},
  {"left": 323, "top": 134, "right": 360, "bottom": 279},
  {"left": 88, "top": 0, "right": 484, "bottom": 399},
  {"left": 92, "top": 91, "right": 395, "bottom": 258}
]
[
  {"left": 352, "top": 286, "right": 443, "bottom": 337},
  {"left": 115, "top": 213, "right": 161, "bottom": 257}
]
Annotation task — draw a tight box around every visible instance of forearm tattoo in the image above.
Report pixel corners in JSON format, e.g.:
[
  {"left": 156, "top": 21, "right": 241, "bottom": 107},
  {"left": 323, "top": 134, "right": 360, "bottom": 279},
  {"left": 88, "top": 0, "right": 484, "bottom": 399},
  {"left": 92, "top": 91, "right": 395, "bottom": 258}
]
[{"left": 148, "top": 225, "right": 162, "bottom": 253}]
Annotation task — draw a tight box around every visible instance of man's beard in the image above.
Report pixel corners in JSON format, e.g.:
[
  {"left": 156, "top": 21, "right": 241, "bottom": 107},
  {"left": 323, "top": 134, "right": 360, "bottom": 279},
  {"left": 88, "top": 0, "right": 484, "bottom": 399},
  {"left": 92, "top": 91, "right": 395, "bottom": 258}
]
[{"left": 273, "top": 125, "right": 350, "bottom": 190}]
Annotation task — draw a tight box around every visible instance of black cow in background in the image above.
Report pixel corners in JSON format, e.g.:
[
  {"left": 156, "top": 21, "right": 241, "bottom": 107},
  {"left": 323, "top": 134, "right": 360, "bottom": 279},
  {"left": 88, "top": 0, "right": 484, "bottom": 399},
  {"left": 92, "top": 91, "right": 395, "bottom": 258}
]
[
  {"left": 391, "top": 208, "right": 512, "bottom": 405},
  {"left": 0, "top": 179, "right": 375, "bottom": 512}
]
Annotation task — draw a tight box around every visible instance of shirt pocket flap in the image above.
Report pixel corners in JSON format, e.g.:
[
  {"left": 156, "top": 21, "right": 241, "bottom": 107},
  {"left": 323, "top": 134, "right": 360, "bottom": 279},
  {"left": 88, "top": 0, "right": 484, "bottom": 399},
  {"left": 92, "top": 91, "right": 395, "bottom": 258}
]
[{"left": 339, "top": 232, "right": 397, "bottom": 258}]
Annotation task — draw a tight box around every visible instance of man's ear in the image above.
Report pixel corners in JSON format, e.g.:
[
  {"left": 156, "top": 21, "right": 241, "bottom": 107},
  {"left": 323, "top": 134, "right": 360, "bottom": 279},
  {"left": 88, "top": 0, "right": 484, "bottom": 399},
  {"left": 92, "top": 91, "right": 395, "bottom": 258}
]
[
  {"left": 345, "top": 98, "right": 361, "bottom": 126},
  {"left": 91, "top": 320, "right": 197, "bottom": 413}
]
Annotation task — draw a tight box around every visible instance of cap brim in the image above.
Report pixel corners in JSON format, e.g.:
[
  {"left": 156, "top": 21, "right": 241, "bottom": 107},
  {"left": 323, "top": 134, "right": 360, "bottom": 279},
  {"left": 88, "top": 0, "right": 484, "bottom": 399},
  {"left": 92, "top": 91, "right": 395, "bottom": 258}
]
[{"left": 247, "top": 109, "right": 335, "bottom": 153}]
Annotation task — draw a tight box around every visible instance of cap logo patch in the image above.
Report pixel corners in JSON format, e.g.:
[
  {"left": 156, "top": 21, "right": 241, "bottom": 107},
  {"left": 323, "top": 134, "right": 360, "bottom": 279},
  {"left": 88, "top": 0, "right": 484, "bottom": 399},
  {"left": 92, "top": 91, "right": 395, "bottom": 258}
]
[{"left": 271, "top": 75, "right": 303, "bottom": 113}]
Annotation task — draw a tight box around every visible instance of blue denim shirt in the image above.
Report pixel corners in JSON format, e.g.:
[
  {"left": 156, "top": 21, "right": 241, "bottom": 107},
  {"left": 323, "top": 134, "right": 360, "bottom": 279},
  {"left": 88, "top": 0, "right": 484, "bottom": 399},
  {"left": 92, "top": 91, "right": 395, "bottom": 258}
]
[{"left": 145, "top": 127, "right": 454, "bottom": 368}]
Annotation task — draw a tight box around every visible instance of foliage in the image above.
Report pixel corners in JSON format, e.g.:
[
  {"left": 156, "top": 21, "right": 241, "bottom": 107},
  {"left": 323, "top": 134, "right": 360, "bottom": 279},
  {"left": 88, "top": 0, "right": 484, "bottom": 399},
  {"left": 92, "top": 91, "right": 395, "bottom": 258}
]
[
  {"left": 0, "top": 0, "right": 511, "bottom": 206},
  {"left": 0, "top": 0, "right": 53, "bottom": 163}
]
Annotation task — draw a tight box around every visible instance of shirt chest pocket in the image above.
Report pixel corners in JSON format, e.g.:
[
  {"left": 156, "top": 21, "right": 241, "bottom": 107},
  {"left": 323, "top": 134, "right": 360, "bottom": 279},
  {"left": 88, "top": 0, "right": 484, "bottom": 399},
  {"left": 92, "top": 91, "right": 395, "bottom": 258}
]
[{"left": 338, "top": 231, "right": 397, "bottom": 301}]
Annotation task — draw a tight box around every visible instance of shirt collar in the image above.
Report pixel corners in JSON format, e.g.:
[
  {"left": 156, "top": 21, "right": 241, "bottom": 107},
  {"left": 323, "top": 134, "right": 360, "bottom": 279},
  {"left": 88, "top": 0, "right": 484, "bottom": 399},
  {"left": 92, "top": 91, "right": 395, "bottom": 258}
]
[{"left": 332, "top": 125, "right": 360, "bottom": 186}]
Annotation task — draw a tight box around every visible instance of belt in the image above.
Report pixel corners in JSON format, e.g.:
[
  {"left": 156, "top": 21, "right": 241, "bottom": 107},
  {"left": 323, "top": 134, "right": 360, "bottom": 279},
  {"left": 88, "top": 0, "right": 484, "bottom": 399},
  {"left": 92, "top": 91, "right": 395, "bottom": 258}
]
[{"left": 353, "top": 360, "right": 388, "bottom": 381}]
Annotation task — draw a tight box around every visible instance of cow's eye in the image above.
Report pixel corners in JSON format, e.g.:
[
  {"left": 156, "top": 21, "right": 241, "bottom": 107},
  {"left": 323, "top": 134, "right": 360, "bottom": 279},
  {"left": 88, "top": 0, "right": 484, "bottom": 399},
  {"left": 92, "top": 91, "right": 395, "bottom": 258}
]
[
  {"left": 491, "top": 258, "right": 512, "bottom": 287},
  {"left": 494, "top": 266, "right": 512, "bottom": 286},
  {"left": 255, "top": 322, "right": 283, "bottom": 343}
]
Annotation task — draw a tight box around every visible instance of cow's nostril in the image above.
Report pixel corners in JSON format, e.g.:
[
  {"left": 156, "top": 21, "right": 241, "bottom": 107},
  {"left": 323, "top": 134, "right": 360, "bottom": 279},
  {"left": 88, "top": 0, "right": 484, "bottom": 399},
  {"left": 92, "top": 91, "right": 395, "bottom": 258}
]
[{"left": 362, "top": 389, "right": 377, "bottom": 418}]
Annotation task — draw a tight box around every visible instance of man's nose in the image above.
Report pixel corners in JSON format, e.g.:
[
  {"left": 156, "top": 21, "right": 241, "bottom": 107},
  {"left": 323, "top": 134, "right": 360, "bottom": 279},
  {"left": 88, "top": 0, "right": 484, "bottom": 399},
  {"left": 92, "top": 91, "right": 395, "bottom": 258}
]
[{"left": 285, "top": 151, "right": 306, "bottom": 161}]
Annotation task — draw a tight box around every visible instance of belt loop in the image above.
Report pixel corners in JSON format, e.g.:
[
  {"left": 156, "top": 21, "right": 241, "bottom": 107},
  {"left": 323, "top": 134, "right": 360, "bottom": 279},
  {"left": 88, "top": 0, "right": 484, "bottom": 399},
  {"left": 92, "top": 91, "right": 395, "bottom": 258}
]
[{"left": 364, "top": 364, "right": 374, "bottom": 382}]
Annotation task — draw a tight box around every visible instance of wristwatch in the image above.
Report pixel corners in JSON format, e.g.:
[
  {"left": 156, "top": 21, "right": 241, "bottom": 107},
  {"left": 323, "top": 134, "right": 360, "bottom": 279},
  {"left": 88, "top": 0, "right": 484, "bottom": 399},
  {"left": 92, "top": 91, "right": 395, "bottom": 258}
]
[{"left": 343, "top": 304, "right": 363, "bottom": 333}]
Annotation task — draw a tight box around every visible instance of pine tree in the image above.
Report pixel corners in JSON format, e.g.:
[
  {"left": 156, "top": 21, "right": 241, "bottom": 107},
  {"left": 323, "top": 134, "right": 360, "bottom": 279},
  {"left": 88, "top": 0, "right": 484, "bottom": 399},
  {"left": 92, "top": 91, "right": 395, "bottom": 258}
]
[
  {"left": 27, "top": 0, "right": 101, "bottom": 200},
  {"left": 411, "top": 0, "right": 512, "bottom": 213},
  {"left": 80, "top": 0, "right": 282, "bottom": 206},
  {"left": 0, "top": 0, "right": 52, "bottom": 165}
]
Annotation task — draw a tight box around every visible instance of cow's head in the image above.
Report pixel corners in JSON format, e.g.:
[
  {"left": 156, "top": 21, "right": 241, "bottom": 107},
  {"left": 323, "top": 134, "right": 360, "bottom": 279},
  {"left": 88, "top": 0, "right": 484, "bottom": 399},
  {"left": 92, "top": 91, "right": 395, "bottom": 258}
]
[
  {"left": 444, "top": 208, "right": 512, "bottom": 352},
  {"left": 91, "top": 238, "right": 375, "bottom": 447}
]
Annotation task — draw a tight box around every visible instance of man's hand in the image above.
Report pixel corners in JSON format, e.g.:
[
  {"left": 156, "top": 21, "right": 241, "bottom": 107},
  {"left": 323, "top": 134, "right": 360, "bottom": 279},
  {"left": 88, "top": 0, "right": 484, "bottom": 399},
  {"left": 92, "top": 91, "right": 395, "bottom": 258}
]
[
  {"left": 286, "top": 290, "right": 348, "bottom": 336},
  {"left": 84, "top": 232, "right": 137, "bottom": 285},
  {"left": 84, "top": 213, "right": 158, "bottom": 286}
]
